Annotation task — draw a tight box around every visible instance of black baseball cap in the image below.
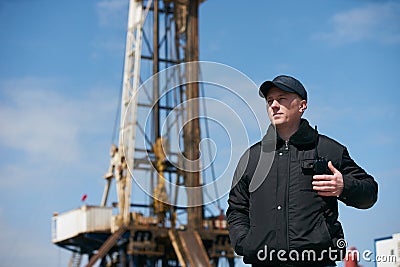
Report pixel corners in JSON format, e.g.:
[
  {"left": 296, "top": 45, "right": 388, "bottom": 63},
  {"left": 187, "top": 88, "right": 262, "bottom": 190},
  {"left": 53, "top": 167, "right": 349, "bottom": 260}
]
[{"left": 259, "top": 75, "right": 307, "bottom": 101}]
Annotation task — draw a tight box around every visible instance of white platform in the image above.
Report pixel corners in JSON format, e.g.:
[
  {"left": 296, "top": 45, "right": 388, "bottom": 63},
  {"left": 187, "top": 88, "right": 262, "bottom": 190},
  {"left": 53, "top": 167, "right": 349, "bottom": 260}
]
[{"left": 52, "top": 205, "right": 112, "bottom": 243}]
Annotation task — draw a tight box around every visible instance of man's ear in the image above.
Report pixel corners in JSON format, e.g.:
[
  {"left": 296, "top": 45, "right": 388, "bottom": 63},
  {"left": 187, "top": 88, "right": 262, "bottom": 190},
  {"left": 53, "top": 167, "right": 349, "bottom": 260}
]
[{"left": 299, "top": 100, "right": 307, "bottom": 113}]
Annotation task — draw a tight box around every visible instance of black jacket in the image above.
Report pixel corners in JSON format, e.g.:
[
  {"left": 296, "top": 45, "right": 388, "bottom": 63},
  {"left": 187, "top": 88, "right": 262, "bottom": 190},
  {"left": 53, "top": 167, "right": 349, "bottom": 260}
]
[{"left": 226, "top": 119, "right": 378, "bottom": 266}]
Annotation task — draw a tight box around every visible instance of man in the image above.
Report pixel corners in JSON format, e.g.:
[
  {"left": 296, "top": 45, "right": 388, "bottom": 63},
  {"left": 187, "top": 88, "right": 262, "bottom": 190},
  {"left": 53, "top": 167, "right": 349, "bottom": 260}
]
[{"left": 226, "top": 75, "right": 378, "bottom": 267}]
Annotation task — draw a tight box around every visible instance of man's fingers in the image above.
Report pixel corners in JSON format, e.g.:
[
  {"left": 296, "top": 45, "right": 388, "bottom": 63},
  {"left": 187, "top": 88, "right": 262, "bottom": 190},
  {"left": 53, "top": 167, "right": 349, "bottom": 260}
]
[
  {"left": 313, "top": 175, "right": 331, "bottom": 181},
  {"left": 313, "top": 183, "right": 335, "bottom": 191},
  {"left": 312, "top": 179, "right": 334, "bottom": 186},
  {"left": 313, "top": 187, "right": 335, "bottom": 192}
]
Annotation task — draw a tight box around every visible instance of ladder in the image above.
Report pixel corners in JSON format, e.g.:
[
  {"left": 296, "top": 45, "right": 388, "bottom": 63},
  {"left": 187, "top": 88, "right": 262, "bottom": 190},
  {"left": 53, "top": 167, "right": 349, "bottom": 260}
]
[{"left": 68, "top": 252, "right": 82, "bottom": 267}]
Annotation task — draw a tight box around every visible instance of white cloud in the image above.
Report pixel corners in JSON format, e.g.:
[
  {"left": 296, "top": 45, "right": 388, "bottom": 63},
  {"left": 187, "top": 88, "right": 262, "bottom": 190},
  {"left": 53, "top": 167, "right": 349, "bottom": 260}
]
[
  {"left": 96, "top": 0, "right": 128, "bottom": 27},
  {"left": 0, "top": 77, "right": 78, "bottom": 162},
  {"left": 0, "top": 77, "right": 118, "bottom": 267},
  {"left": 0, "top": 76, "right": 117, "bottom": 188},
  {"left": 313, "top": 2, "right": 400, "bottom": 45}
]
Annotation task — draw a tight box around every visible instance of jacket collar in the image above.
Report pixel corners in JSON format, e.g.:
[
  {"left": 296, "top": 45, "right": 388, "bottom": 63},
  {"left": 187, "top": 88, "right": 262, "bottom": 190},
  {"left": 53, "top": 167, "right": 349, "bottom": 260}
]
[{"left": 261, "top": 119, "right": 317, "bottom": 152}]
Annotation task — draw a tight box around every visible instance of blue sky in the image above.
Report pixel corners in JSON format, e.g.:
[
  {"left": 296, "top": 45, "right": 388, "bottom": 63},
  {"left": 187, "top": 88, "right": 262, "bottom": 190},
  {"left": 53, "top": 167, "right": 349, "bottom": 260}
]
[{"left": 0, "top": 0, "right": 399, "bottom": 266}]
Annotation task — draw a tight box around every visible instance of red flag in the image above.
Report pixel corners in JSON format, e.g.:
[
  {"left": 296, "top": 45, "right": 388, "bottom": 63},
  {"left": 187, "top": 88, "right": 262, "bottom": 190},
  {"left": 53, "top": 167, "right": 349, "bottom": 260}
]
[{"left": 81, "top": 194, "right": 88, "bottom": 202}]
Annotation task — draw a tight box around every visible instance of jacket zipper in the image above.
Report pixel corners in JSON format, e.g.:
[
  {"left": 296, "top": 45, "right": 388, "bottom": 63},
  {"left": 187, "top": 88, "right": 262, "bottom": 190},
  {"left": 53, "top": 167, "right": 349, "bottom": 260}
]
[{"left": 285, "top": 140, "right": 290, "bottom": 252}]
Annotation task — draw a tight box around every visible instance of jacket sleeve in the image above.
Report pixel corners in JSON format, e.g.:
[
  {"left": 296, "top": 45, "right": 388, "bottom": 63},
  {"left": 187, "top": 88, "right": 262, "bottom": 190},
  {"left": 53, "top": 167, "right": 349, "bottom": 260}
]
[
  {"left": 226, "top": 153, "right": 250, "bottom": 256},
  {"left": 338, "top": 148, "right": 378, "bottom": 209}
]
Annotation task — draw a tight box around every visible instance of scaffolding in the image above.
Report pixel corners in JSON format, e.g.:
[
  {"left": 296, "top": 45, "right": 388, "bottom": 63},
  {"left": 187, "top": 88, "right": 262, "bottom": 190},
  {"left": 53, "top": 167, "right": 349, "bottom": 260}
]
[{"left": 52, "top": 1, "right": 235, "bottom": 266}]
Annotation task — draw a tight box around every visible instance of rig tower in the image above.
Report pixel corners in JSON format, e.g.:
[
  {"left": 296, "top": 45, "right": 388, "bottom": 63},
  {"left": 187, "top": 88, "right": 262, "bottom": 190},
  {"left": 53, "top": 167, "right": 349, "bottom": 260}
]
[{"left": 51, "top": 1, "right": 235, "bottom": 266}]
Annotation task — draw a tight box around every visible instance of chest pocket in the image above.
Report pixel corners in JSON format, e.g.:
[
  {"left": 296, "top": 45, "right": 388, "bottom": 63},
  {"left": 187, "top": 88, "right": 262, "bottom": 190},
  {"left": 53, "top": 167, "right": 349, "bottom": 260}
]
[
  {"left": 297, "top": 159, "right": 314, "bottom": 191},
  {"left": 297, "top": 148, "right": 316, "bottom": 191},
  {"left": 301, "top": 159, "right": 315, "bottom": 176}
]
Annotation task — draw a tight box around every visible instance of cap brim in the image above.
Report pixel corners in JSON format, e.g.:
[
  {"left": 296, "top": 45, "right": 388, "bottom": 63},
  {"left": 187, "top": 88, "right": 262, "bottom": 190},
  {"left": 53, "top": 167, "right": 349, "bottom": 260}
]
[{"left": 259, "top": 81, "right": 295, "bottom": 98}]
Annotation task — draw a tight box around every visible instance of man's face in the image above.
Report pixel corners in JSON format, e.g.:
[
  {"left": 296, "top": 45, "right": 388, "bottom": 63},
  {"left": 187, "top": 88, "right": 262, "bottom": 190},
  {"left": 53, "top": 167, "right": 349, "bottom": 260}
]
[{"left": 266, "top": 87, "right": 307, "bottom": 127}]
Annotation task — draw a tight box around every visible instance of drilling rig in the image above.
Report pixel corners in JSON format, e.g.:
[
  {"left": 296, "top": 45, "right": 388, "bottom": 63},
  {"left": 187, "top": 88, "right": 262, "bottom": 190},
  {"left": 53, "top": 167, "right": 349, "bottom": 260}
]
[{"left": 51, "top": 0, "right": 235, "bottom": 266}]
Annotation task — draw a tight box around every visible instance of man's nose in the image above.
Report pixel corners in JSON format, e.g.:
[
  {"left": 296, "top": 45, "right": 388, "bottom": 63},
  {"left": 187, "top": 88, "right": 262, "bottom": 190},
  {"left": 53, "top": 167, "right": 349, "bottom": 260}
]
[{"left": 270, "top": 99, "right": 279, "bottom": 108}]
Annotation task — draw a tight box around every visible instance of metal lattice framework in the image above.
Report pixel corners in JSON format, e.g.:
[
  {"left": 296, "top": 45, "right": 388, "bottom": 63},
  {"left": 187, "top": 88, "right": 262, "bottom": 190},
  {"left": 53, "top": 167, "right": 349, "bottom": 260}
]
[{"left": 52, "top": 1, "right": 235, "bottom": 266}]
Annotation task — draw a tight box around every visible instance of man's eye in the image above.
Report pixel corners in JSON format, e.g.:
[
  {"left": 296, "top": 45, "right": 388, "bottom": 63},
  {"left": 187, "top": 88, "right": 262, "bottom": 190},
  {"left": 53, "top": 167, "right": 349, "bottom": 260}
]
[{"left": 267, "top": 100, "right": 273, "bottom": 105}]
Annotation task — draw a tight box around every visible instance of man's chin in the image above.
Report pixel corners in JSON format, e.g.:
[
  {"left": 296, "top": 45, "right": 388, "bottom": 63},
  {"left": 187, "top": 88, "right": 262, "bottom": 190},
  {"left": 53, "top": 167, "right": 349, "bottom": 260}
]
[{"left": 271, "top": 119, "right": 284, "bottom": 126}]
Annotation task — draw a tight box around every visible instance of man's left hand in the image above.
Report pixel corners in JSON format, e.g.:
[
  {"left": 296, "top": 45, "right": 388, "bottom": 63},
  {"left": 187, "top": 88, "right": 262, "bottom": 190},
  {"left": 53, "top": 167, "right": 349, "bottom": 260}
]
[{"left": 312, "top": 161, "right": 344, "bottom": 197}]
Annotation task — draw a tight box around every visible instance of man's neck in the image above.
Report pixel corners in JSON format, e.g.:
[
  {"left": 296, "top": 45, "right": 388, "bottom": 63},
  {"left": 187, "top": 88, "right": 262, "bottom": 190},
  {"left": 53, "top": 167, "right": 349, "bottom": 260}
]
[{"left": 276, "top": 121, "right": 301, "bottom": 141}]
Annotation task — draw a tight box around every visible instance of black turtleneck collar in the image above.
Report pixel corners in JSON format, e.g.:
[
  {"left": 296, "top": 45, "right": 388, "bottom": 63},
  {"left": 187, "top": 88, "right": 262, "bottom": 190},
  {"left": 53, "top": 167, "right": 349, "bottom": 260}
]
[{"left": 261, "top": 119, "right": 318, "bottom": 152}]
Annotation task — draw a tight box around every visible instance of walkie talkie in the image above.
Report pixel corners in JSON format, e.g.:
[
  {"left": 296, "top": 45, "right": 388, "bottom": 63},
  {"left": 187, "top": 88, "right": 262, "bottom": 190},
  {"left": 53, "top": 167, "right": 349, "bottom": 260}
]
[{"left": 313, "top": 126, "right": 329, "bottom": 175}]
